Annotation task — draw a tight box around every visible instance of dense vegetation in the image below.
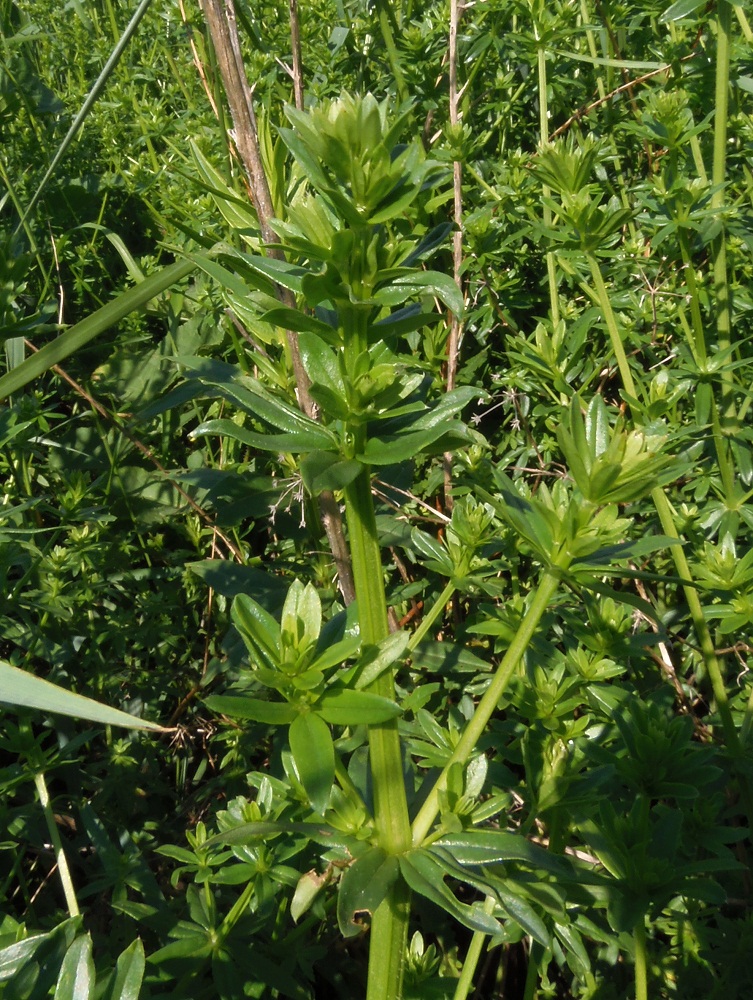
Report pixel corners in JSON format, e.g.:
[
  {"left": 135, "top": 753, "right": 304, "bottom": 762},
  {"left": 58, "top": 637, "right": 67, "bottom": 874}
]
[{"left": 2, "top": 0, "right": 753, "bottom": 996}]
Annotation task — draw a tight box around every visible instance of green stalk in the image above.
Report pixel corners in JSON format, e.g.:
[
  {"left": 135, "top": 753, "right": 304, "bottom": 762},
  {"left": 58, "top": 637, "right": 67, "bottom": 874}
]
[
  {"left": 586, "top": 256, "right": 637, "bottom": 399},
  {"left": 408, "top": 580, "right": 456, "bottom": 652},
  {"left": 676, "top": 233, "right": 708, "bottom": 366},
  {"left": 633, "top": 918, "right": 648, "bottom": 1000},
  {"left": 343, "top": 468, "right": 412, "bottom": 854},
  {"left": 341, "top": 306, "right": 412, "bottom": 1000},
  {"left": 711, "top": 0, "right": 736, "bottom": 426},
  {"left": 373, "top": 0, "right": 407, "bottom": 104},
  {"left": 522, "top": 942, "right": 542, "bottom": 1000},
  {"left": 452, "top": 896, "right": 497, "bottom": 1000},
  {"left": 412, "top": 564, "right": 565, "bottom": 846},
  {"left": 650, "top": 487, "right": 740, "bottom": 754},
  {"left": 676, "top": 237, "right": 736, "bottom": 501},
  {"left": 588, "top": 253, "right": 753, "bottom": 824},
  {"left": 535, "top": 27, "right": 560, "bottom": 327},
  {"left": 34, "top": 771, "right": 80, "bottom": 918}
]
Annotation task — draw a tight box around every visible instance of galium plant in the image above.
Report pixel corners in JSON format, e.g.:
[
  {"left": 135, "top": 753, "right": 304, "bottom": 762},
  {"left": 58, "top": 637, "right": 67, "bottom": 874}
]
[
  {"left": 2, "top": 0, "right": 753, "bottom": 996},
  {"left": 163, "top": 92, "right": 739, "bottom": 1000}
]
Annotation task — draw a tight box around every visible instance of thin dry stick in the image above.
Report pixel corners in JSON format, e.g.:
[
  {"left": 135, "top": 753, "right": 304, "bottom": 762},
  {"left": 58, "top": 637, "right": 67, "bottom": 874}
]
[
  {"left": 443, "top": 0, "right": 465, "bottom": 513},
  {"left": 200, "top": 0, "right": 355, "bottom": 603},
  {"left": 549, "top": 52, "right": 697, "bottom": 141},
  {"left": 289, "top": 0, "right": 304, "bottom": 112},
  {"left": 178, "top": 0, "right": 219, "bottom": 117}
]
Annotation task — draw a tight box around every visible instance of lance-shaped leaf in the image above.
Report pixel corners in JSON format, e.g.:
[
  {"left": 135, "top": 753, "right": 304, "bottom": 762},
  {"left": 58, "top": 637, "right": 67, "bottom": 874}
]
[
  {"left": 203, "top": 696, "right": 296, "bottom": 725},
  {"left": 316, "top": 689, "right": 402, "bottom": 725},
  {"left": 0, "top": 663, "right": 164, "bottom": 731},
  {"left": 102, "top": 938, "right": 145, "bottom": 1000},
  {"left": 0, "top": 258, "right": 198, "bottom": 400},
  {"left": 399, "top": 850, "right": 501, "bottom": 936},
  {"left": 192, "top": 418, "right": 335, "bottom": 454},
  {"left": 434, "top": 830, "right": 577, "bottom": 877},
  {"left": 289, "top": 712, "right": 335, "bottom": 813},
  {"left": 54, "top": 934, "right": 94, "bottom": 1000},
  {"left": 301, "top": 452, "right": 362, "bottom": 494},
  {"left": 373, "top": 271, "right": 464, "bottom": 316},
  {"left": 232, "top": 594, "right": 281, "bottom": 672}
]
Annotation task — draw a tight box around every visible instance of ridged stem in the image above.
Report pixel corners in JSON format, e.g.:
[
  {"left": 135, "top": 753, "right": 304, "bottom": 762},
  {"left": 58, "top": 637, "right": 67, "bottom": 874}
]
[
  {"left": 412, "top": 564, "right": 565, "bottom": 846},
  {"left": 342, "top": 307, "right": 412, "bottom": 1000}
]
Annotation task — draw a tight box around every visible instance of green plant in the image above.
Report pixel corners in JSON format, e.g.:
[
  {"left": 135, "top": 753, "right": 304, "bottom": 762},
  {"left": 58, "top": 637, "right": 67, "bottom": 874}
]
[{"left": 2, "top": 0, "right": 753, "bottom": 997}]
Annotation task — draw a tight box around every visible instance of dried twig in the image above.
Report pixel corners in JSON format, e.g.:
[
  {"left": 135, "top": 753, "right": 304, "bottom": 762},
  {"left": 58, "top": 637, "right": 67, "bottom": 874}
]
[
  {"left": 443, "top": 0, "right": 465, "bottom": 513},
  {"left": 199, "top": 0, "right": 355, "bottom": 603}
]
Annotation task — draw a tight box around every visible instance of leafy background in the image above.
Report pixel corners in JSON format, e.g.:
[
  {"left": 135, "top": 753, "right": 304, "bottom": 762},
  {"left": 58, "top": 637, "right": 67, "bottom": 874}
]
[{"left": 1, "top": 0, "right": 753, "bottom": 997}]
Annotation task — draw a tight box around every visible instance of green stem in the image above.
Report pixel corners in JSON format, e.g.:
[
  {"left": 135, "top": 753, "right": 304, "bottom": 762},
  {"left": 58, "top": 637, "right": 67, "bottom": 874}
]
[
  {"left": 676, "top": 236, "right": 736, "bottom": 501},
  {"left": 409, "top": 580, "right": 456, "bottom": 652},
  {"left": 587, "top": 256, "right": 637, "bottom": 399},
  {"left": 366, "top": 877, "right": 412, "bottom": 1000},
  {"left": 536, "top": 28, "right": 560, "bottom": 327},
  {"left": 633, "top": 918, "right": 648, "bottom": 1000},
  {"left": 452, "top": 895, "right": 497, "bottom": 1000},
  {"left": 342, "top": 401, "right": 411, "bottom": 1000},
  {"left": 34, "top": 771, "right": 80, "bottom": 918},
  {"left": 373, "top": 0, "right": 407, "bottom": 104},
  {"left": 216, "top": 879, "right": 256, "bottom": 947},
  {"left": 711, "top": 0, "right": 736, "bottom": 427},
  {"left": 650, "top": 487, "right": 739, "bottom": 753},
  {"left": 412, "top": 565, "right": 565, "bottom": 846},
  {"left": 677, "top": 232, "right": 707, "bottom": 366},
  {"left": 344, "top": 468, "right": 411, "bottom": 856},
  {"left": 522, "top": 942, "right": 540, "bottom": 1000}
]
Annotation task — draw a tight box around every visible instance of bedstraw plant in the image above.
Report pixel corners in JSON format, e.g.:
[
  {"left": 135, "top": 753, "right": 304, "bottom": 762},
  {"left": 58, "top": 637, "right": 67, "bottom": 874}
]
[{"left": 2, "top": 0, "right": 753, "bottom": 997}]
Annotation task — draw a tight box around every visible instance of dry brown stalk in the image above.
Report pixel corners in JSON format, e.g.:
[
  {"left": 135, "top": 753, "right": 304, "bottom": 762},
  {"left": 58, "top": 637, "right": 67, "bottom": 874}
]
[{"left": 199, "top": 0, "right": 355, "bottom": 604}]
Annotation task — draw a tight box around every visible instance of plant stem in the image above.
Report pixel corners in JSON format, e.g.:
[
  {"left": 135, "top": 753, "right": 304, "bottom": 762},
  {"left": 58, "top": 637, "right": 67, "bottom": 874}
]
[
  {"left": 408, "top": 580, "right": 456, "bottom": 652},
  {"left": 344, "top": 468, "right": 412, "bottom": 855},
  {"left": 373, "top": 0, "right": 407, "bottom": 104},
  {"left": 522, "top": 943, "right": 539, "bottom": 1000},
  {"left": 366, "top": 877, "right": 412, "bottom": 1000},
  {"left": 650, "top": 488, "right": 739, "bottom": 753},
  {"left": 341, "top": 296, "right": 412, "bottom": 998},
  {"left": 452, "top": 896, "right": 497, "bottom": 1000},
  {"left": 535, "top": 20, "right": 560, "bottom": 327},
  {"left": 711, "top": 0, "right": 736, "bottom": 427},
  {"left": 444, "top": 0, "right": 465, "bottom": 510},
  {"left": 34, "top": 771, "right": 80, "bottom": 918},
  {"left": 633, "top": 918, "right": 648, "bottom": 1000},
  {"left": 586, "top": 256, "right": 637, "bottom": 399},
  {"left": 412, "top": 565, "right": 565, "bottom": 846}
]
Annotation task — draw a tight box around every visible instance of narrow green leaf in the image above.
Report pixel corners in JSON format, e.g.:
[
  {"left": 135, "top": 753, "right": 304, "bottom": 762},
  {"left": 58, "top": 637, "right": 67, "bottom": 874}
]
[
  {"left": 289, "top": 713, "right": 335, "bottom": 813},
  {"left": 434, "top": 831, "right": 575, "bottom": 877},
  {"left": 373, "top": 271, "right": 464, "bottom": 316},
  {"left": 0, "top": 662, "right": 164, "bottom": 731},
  {"left": 399, "top": 852, "right": 501, "bottom": 935},
  {"left": 232, "top": 594, "right": 281, "bottom": 670},
  {"left": 660, "top": 0, "right": 707, "bottom": 22},
  {"left": 0, "top": 932, "right": 53, "bottom": 982},
  {"left": 301, "top": 452, "right": 362, "bottom": 494},
  {"left": 0, "top": 258, "right": 197, "bottom": 400},
  {"left": 263, "top": 308, "right": 337, "bottom": 341},
  {"left": 316, "top": 689, "right": 402, "bottom": 725},
  {"left": 54, "top": 934, "right": 94, "bottom": 1000},
  {"left": 101, "top": 939, "right": 145, "bottom": 1000},
  {"left": 149, "top": 934, "right": 213, "bottom": 964},
  {"left": 204, "top": 696, "right": 296, "bottom": 725},
  {"left": 230, "top": 251, "right": 309, "bottom": 294}
]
